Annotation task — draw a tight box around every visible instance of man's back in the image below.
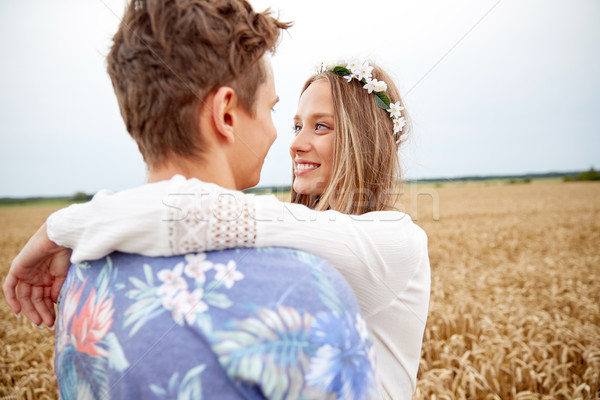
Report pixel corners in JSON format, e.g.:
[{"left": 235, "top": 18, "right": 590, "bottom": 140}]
[{"left": 55, "top": 247, "right": 378, "bottom": 399}]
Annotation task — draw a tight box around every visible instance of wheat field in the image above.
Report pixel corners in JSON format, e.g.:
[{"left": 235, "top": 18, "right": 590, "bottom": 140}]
[{"left": 1, "top": 181, "right": 599, "bottom": 399}]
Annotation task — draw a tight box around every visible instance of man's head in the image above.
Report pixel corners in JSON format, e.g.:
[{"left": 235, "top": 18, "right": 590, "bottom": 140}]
[
  {"left": 107, "top": 0, "right": 290, "bottom": 170},
  {"left": 222, "top": 57, "right": 279, "bottom": 189}
]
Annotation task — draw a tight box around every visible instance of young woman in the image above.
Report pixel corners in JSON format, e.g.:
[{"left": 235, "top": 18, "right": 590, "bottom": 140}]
[{"left": 9, "top": 62, "right": 430, "bottom": 399}]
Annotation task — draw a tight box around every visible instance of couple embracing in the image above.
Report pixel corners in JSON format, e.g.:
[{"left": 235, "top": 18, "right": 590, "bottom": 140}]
[{"left": 3, "top": 0, "right": 430, "bottom": 399}]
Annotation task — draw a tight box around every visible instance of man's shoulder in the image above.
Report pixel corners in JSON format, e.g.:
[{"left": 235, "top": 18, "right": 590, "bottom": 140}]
[
  {"left": 106, "top": 247, "right": 326, "bottom": 266},
  {"left": 103, "top": 247, "right": 344, "bottom": 283},
  {"left": 79, "top": 247, "right": 354, "bottom": 306}
]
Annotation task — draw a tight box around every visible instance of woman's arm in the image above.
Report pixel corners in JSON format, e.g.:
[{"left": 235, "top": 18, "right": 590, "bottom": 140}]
[
  {"left": 3, "top": 223, "right": 72, "bottom": 327},
  {"left": 48, "top": 174, "right": 427, "bottom": 315}
]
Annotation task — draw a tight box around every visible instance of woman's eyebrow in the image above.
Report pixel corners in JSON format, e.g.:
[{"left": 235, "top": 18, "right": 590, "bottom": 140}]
[{"left": 293, "top": 112, "right": 334, "bottom": 120}]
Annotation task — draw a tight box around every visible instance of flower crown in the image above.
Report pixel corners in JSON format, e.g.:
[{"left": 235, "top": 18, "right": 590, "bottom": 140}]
[{"left": 320, "top": 61, "right": 407, "bottom": 144}]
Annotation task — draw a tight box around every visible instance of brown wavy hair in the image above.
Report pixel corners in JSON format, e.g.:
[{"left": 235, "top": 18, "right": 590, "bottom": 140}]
[
  {"left": 107, "top": 0, "right": 291, "bottom": 166},
  {"left": 291, "top": 63, "right": 409, "bottom": 214}
]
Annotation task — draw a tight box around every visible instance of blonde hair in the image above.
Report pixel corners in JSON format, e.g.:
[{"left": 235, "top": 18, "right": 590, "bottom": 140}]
[{"left": 290, "top": 62, "right": 408, "bottom": 214}]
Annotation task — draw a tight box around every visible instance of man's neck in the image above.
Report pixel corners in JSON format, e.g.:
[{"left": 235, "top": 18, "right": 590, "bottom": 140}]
[{"left": 146, "top": 152, "right": 237, "bottom": 190}]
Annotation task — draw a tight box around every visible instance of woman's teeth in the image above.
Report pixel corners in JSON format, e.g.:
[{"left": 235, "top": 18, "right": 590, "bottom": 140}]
[{"left": 297, "top": 164, "right": 319, "bottom": 170}]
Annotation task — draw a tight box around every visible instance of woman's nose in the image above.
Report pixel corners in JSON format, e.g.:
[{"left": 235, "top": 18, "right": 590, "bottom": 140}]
[{"left": 290, "top": 129, "right": 311, "bottom": 153}]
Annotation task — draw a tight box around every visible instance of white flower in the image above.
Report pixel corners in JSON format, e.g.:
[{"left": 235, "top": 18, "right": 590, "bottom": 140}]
[
  {"left": 346, "top": 61, "right": 360, "bottom": 75},
  {"left": 324, "top": 61, "right": 336, "bottom": 71},
  {"left": 157, "top": 262, "right": 187, "bottom": 297},
  {"left": 306, "top": 344, "right": 339, "bottom": 389},
  {"left": 356, "top": 62, "right": 374, "bottom": 82},
  {"left": 397, "top": 132, "right": 409, "bottom": 143},
  {"left": 161, "top": 293, "right": 177, "bottom": 311},
  {"left": 171, "top": 289, "right": 207, "bottom": 326},
  {"left": 363, "top": 78, "right": 382, "bottom": 94},
  {"left": 393, "top": 117, "right": 407, "bottom": 134},
  {"left": 387, "top": 101, "right": 404, "bottom": 119},
  {"left": 184, "top": 253, "right": 213, "bottom": 284},
  {"left": 344, "top": 73, "right": 357, "bottom": 82},
  {"left": 372, "top": 79, "right": 388, "bottom": 93},
  {"left": 214, "top": 260, "right": 244, "bottom": 289}
]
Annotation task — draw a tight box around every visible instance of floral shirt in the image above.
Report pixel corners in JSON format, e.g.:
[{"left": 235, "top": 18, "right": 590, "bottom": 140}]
[{"left": 55, "top": 247, "right": 379, "bottom": 400}]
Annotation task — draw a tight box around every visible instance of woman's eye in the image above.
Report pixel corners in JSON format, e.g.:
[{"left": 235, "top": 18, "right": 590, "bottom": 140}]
[
  {"left": 316, "top": 123, "right": 329, "bottom": 131},
  {"left": 293, "top": 124, "right": 302, "bottom": 135}
]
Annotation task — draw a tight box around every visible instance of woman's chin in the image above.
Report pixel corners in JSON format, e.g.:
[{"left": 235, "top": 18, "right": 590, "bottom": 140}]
[{"left": 293, "top": 179, "right": 325, "bottom": 196}]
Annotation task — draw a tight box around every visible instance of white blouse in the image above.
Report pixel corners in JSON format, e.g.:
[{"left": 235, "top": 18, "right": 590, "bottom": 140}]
[{"left": 47, "top": 175, "right": 430, "bottom": 400}]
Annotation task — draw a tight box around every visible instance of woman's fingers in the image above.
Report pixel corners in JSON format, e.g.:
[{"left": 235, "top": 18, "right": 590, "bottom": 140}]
[
  {"left": 16, "top": 283, "right": 42, "bottom": 326},
  {"left": 3, "top": 222, "right": 71, "bottom": 327},
  {"left": 50, "top": 247, "right": 71, "bottom": 303},
  {"left": 31, "top": 285, "right": 54, "bottom": 328},
  {"left": 2, "top": 273, "right": 21, "bottom": 316},
  {"left": 43, "top": 295, "right": 56, "bottom": 328}
]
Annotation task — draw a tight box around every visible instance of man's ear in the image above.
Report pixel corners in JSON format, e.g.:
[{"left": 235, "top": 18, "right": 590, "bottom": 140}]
[{"left": 210, "top": 86, "right": 237, "bottom": 144}]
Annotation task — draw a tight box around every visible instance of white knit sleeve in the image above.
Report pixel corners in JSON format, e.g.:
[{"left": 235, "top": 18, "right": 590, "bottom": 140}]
[
  {"left": 253, "top": 196, "right": 426, "bottom": 315},
  {"left": 46, "top": 175, "right": 259, "bottom": 264},
  {"left": 164, "top": 178, "right": 257, "bottom": 254},
  {"left": 49, "top": 176, "right": 423, "bottom": 310}
]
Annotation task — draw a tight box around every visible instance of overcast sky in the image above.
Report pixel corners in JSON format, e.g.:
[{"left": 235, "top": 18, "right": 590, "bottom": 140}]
[{"left": 1, "top": 0, "right": 599, "bottom": 197}]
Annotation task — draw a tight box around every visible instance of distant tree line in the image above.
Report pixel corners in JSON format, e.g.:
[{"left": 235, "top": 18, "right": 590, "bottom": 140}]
[
  {"left": 408, "top": 170, "right": 588, "bottom": 183},
  {"left": 243, "top": 185, "right": 291, "bottom": 194},
  {"left": 2, "top": 169, "right": 598, "bottom": 206},
  {"left": 563, "top": 167, "right": 600, "bottom": 182},
  {"left": 0, "top": 191, "right": 93, "bottom": 207}
]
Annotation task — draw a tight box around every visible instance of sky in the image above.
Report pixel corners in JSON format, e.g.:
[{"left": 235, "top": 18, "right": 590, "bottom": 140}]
[{"left": 1, "top": 0, "right": 599, "bottom": 197}]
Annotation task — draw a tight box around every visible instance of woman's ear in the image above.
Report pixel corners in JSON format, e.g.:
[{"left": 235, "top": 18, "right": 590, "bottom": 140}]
[{"left": 210, "top": 86, "right": 237, "bottom": 144}]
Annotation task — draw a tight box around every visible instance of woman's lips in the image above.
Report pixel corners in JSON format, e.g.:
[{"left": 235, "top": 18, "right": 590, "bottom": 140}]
[{"left": 294, "top": 162, "right": 321, "bottom": 176}]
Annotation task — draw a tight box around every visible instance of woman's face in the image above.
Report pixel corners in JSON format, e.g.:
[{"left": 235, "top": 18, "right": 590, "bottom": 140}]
[{"left": 290, "top": 79, "right": 335, "bottom": 196}]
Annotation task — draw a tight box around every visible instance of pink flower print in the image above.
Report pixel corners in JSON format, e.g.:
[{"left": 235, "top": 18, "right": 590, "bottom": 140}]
[
  {"left": 157, "top": 262, "right": 187, "bottom": 297},
  {"left": 70, "top": 288, "right": 115, "bottom": 357},
  {"left": 214, "top": 261, "right": 244, "bottom": 289},
  {"left": 161, "top": 293, "right": 177, "bottom": 311},
  {"left": 171, "top": 289, "right": 208, "bottom": 326},
  {"left": 184, "top": 253, "right": 213, "bottom": 284},
  {"left": 60, "top": 278, "right": 86, "bottom": 334}
]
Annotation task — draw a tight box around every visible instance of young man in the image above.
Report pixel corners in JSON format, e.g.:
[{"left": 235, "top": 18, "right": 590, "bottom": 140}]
[{"left": 3, "top": 1, "right": 379, "bottom": 398}]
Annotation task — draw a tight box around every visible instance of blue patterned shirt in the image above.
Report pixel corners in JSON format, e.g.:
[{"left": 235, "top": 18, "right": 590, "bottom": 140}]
[{"left": 55, "top": 247, "right": 379, "bottom": 399}]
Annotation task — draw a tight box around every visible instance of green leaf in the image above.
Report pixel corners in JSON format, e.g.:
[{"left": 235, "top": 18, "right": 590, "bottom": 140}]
[
  {"left": 168, "top": 372, "right": 180, "bottom": 394},
  {"left": 179, "top": 364, "right": 206, "bottom": 399},
  {"left": 374, "top": 92, "right": 391, "bottom": 110},
  {"left": 332, "top": 66, "right": 350, "bottom": 76},
  {"left": 209, "top": 306, "right": 315, "bottom": 399},
  {"left": 204, "top": 292, "right": 233, "bottom": 309},
  {"left": 195, "top": 313, "right": 213, "bottom": 335},
  {"left": 311, "top": 265, "right": 345, "bottom": 317},
  {"left": 128, "top": 276, "right": 148, "bottom": 291},
  {"left": 104, "top": 332, "right": 130, "bottom": 372},
  {"left": 143, "top": 263, "right": 154, "bottom": 286},
  {"left": 75, "top": 266, "right": 85, "bottom": 282},
  {"left": 149, "top": 384, "right": 166, "bottom": 397}
]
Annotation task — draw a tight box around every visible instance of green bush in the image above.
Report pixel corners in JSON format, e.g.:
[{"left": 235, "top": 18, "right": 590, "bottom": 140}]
[
  {"left": 564, "top": 168, "right": 600, "bottom": 182},
  {"left": 507, "top": 178, "right": 531, "bottom": 185},
  {"left": 577, "top": 168, "right": 600, "bottom": 181},
  {"left": 71, "top": 191, "right": 92, "bottom": 202}
]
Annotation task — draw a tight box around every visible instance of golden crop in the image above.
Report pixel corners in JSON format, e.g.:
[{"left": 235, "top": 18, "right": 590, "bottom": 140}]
[
  {"left": 402, "top": 181, "right": 600, "bottom": 399},
  {"left": 0, "top": 181, "right": 598, "bottom": 399}
]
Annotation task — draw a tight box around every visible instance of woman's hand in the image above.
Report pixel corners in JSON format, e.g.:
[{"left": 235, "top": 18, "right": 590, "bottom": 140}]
[{"left": 3, "top": 223, "right": 72, "bottom": 328}]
